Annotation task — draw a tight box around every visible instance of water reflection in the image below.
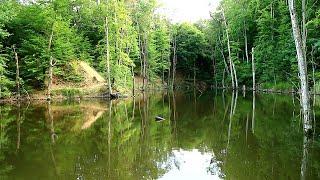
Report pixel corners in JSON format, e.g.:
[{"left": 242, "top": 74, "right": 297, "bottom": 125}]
[
  {"left": 159, "top": 149, "right": 224, "bottom": 180},
  {"left": 0, "top": 91, "right": 319, "bottom": 179}
]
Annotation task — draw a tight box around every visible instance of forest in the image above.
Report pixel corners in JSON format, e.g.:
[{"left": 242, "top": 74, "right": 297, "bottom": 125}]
[
  {"left": 0, "top": 0, "right": 319, "bottom": 98},
  {"left": 1, "top": 0, "right": 320, "bottom": 179}
]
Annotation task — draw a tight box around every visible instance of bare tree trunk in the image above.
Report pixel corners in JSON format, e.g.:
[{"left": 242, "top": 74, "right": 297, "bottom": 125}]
[
  {"left": 13, "top": 46, "right": 20, "bottom": 100},
  {"left": 222, "top": 68, "right": 226, "bottom": 89},
  {"left": 222, "top": 8, "right": 237, "bottom": 89},
  {"left": 244, "top": 22, "right": 249, "bottom": 63},
  {"left": 114, "top": 3, "right": 120, "bottom": 66},
  {"left": 218, "top": 34, "right": 230, "bottom": 75},
  {"left": 132, "top": 65, "right": 135, "bottom": 96},
  {"left": 288, "top": 0, "right": 311, "bottom": 133},
  {"left": 47, "top": 28, "right": 54, "bottom": 100},
  {"left": 212, "top": 48, "right": 217, "bottom": 88},
  {"left": 172, "top": 34, "right": 177, "bottom": 89},
  {"left": 162, "top": 67, "right": 164, "bottom": 85},
  {"left": 132, "top": 96, "right": 136, "bottom": 121},
  {"left": 193, "top": 61, "right": 196, "bottom": 87},
  {"left": 167, "top": 57, "right": 171, "bottom": 89},
  {"left": 142, "top": 33, "right": 148, "bottom": 91},
  {"left": 252, "top": 47, "right": 256, "bottom": 91},
  {"left": 105, "top": 17, "right": 112, "bottom": 96},
  {"left": 311, "top": 47, "right": 316, "bottom": 97},
  {"left": 302, "top": 0, "right": 307, "bottom": 61},
  {"left": 232, "top": 61, "right": 238, "bottom": 88},
  {"left": 139, "top": 34, "right": 143, "bottom": 77},
  {"left": 48, "top": 57, "right": 53, "bottom": 100}
]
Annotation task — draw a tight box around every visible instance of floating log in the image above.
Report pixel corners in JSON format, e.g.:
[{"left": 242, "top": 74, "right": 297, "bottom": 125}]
[{"left": 155, "top": 116, "right": 165, "bottom": 122}]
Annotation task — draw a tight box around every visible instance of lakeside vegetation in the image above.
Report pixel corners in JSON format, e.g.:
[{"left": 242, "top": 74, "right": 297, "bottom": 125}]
[
  {"left": 0, "top": 0, "right": 320, "bottom": 178},
  {"left": 0, "top": 0, "right": 319, "bottom": 99}
]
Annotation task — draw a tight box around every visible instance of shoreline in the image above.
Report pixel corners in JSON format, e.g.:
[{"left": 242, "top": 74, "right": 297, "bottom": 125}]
[{"left": 2, "top": 86, "right": 320, "bottom": 104}]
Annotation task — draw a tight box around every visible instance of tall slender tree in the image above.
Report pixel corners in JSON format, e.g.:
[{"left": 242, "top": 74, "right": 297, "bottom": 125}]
[{"left": 288, "top": 0, "right": 311, "bottom": 132}]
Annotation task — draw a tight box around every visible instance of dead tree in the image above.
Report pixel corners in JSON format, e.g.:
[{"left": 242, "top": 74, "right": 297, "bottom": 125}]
[
  {"left": 172, "top": 33, "right": 177, "bottom": 89},
  {"left": 222, "top": 8, "right": 238, "bottom": 89},
  {"left": 13, "top": 45, "right": 20, "bottom": 99},
  {"left": 104, "top": 17, "right": 112, "bottom": 96},
  {"left": 47, "top": 27, "right": 54, "bottom": 100},
  {"left": 288, "top": 0, "right": 311, "bottom": 133},
  {"left": 252, "top": 47, "right": 256, "bottom": 91}
]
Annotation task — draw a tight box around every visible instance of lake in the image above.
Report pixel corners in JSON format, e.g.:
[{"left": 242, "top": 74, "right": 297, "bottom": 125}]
[{"left": 0, "top": 90, "right": 319, "bottom": 179}]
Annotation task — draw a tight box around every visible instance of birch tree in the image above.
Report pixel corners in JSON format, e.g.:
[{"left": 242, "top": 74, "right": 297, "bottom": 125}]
[
  {"left": 288, "top": 0, "right": 311, "bottom": 132},
  {"left": 221, "top": 8, "right": 238, "bottom": 89}
]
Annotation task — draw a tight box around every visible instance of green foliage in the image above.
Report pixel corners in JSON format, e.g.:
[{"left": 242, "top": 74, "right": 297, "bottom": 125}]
[
  {"left": 175, "top": 23, "right": 210, "bottom": 79},
  {"left": 261, "top": 82, "right": 293, "bottom": 91},
  {"left": 148, "top": 16, "right": 171, "bottom": 77},
  {"left": 1, "top": 0, "right": 319, "bottom": 95},
  {"left": 0, "top": 1, "right": 17, "bottom": 98},
  {"left": 199, "top": 0, "right": 320, "bottom": 90},
  {"left": 52, "top": 88, "right": 82, "bottom": 97}
]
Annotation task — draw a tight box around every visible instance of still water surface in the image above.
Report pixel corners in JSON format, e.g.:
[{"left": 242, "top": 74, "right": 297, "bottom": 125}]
[{"left": 0, "top": 91, "right": 320, "bottom": 179}]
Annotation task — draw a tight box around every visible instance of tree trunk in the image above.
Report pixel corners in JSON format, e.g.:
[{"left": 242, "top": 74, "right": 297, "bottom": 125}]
[
  {"left": 193, "top": 61, "right": 196, "bottom": 87},
  {"left": 222, "top": 68, "right": 226, "bottom": 89},
  {"left": 288, "top": 0, "right": 311, "bottom": 133},
  {"left": 172, "top": 34, "right": 177, "bottom": 89},
  {"left": 139, "top": 34, "right": 143, "bottom": 77},
  {"left": 13, "top": 46, "right": 20, "bottom": 100},
  {"left": 244, "top": 24, "right": 249, "bottom": 64},
  {"left": 311, "top": 47, "right": 316, "bottom": 96},
  {"left": 167, "top": 56, "right": 171, "bottom": 89},
  {"left": 302, "top": 0, "right": 307, "bottom": 61},
  {"left": 212, "top": 46, "right": 217, "bottom": 88},
  {"left": 47, "top": 27, "right": 54, "bottom": 100},
  {"left": 132, "top": 65, "right": 135, "bottom": 96},
  {"left": 105, "top": 17, "right": 112, "bottom": 96},
  {"left": 218, "top": 32, "right": 230, "bottom": 75},
  {"left": 48, "top": 56, "right": 53, "bottom": 100},
  {"left": 222, "top": 8, "right": 237, "bottom": 89},
  {"left": 142, "top": 44, "right": 146, "bottom": 91},
  {"left": 252, "top": 47, "right": 256, "bottom": 91},
  {"left": 142, "top": 33, "right": 148, "bottom": 91},
  {"left": 162, "top": 67, "right": 164, "bottom": 85},
  {"left": 232, "top": 61, "right": 238, "bottom": 88}
]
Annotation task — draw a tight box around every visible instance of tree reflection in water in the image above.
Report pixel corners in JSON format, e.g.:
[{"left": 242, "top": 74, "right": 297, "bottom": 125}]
[{"left": 0, "top": 91, "right": 319, "bottom": 179}]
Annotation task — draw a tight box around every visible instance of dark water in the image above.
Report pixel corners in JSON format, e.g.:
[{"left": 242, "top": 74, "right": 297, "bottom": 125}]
[{"left": 0, "top": 91, "right": 320, "bottom": 179}]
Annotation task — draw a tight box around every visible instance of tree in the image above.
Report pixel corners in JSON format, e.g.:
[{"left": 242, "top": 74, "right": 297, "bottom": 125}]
[
  {"left": 0, "top": 1, "right": 17, "bottom": 98},
  {"left": 221, "top": 7, "right": 237, "bottom": 89},
  {"left": 104, "top": 16, "right": 112, "bottom": 96},
  {"left": 175, "top": 23, "right": 209, "bottom": 86},
  {"left": 288, "top": 0, "right": 311, "bottom": 132}
]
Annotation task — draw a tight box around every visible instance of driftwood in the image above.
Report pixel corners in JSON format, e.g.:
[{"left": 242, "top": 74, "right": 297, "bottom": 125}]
[{"left": 155, "top": 116, "right": 165, "bottom": 122}]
